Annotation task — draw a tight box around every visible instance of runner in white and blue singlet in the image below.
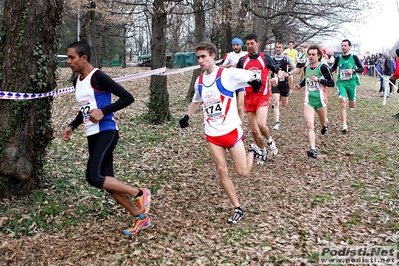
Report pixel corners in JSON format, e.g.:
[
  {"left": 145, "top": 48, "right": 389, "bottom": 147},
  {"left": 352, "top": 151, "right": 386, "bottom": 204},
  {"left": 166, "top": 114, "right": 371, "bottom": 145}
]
[
  {"left": 62, "top": 41, "right": 151, "bottom": 236},
  {"left": 179, "top": 41, "right": 265, "bottom": 224}
]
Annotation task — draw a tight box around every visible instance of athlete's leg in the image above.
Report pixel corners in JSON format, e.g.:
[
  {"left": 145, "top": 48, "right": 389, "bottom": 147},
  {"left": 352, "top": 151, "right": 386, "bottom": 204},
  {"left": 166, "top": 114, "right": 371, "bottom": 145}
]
[
  {"left": 87, "top": 131, "right": 142, "bottom": 217},
  {"left": 208, "top": 142, "right": 240, "bottom": 208},
  {"left": 339, "top": 97, "right": 347, "bottom": 125},
  {"left": 348, "top": 86, "right": 356, "bottom": 109},
  {"left": 303, "top": 104, "right": 316, "bottom": 149},
  {"left": 337, "top": 84, "right": 349, "bottom": 127},
  {"left": 272, "top": 93, "right": 281, "bottom": 123},
  {"left": 228, "top": 139, "right": 255, "bottom": 177},
  {"left": 111, "top": 192, "right": 141, "bottom": 216},
  {"left": 247, "top": 112, "right": 265, "bottom": 149},
  {"left": 256, "top": 106, "right": 271, "bottom": 140},
  {"left": 288, "top": 74, "right": 293, "bottom": 90},
  {"left": 281, "top": 95, "right": 289, "bottom": 107},
  {"left": 316, "top": 106, "right": 328, "bottom": 127},
  {"left": 236, "top": 91, "right": 245, "bottom": 123}
]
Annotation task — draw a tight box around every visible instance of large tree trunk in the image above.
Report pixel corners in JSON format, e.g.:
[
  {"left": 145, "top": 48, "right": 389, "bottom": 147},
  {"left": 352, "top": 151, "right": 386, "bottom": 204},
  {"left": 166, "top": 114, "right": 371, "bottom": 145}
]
[
  {"left": 147, "top": 0, "right": 170, "bottom": 123},
  {"left": 80, "top": 1, "right": 101, "bottom": 68},
  {"left": 186, "top": 0, "right": 205, "bottom": 102},
  {"left": 0, "top": 0, "right": 63, "bottom": 196}
]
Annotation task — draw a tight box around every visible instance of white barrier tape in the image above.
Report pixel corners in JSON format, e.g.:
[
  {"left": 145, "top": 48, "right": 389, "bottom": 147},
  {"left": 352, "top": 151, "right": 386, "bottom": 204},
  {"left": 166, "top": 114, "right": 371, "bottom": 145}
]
[
  {"left": 114, "top": 67, "right": 166, "bottom": 82},
  {"left": 375, "top": 68, "right": 397, "bottom": 89},
  {"left": 160, "top": 60, "right": 222, "bottom": 76},
  {"left": 0, "top": 67, "right": 168, "bottom": 100},
  {"left": 374, "top": 67, "right": 398, "bottom": 106},
  {"left": 161, "top": 65, "right": 201, "bottom": 76},
  {"left": 0, "top": 86, "right": 75, "bottom": 100},
  {"left": 0, "top": 60, "right": 225, "bottom": 100}
]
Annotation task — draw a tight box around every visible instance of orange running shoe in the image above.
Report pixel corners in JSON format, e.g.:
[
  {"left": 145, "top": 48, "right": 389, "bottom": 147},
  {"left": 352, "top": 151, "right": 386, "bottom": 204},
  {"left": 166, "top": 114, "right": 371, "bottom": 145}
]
[
  {"left": 124, "top": 214, "right": 151, "bottom": 235},
  {"left": 135, "top": 188, "right": 151, "bottom": 214}
]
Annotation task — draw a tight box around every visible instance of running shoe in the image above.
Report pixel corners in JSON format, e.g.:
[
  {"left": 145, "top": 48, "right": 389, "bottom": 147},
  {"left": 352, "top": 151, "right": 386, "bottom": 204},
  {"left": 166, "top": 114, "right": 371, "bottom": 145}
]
[
  {"left": 135, "top": 188, "right": 151, "bottom": 214},
  {"left": 124, "top": 214, "right": 151, "bottom": 235},
  {"left": 227, "top": 207, "right": 244, "bottom": 224},
  {"left": 267, "top": 140, "right": 278, "bottom": 156},
  {"left": 342, "top": 124, "right": 349, "bottom": 134},
  {"left": 272, "top": 122, "right": 280, "bottom": 130},
  {"left": 307, "top": 148, "right": 318, "bottom": 158},
  {"left": 248, "top": 143, "right": 264, "bottom": 160},
  {"left": 256, "top": 148, "right": 268, "bottom": 164},
  {"left": 321, "top": 125, "right": 328, "bottom": 135}
]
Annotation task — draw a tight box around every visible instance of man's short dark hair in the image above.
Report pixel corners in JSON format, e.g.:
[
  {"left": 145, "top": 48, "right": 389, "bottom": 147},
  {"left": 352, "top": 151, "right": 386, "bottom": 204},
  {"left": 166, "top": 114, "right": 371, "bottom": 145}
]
[
  {"left": 195, "top": 41, "right": 218, "bottom": 57},
  {"left": 308, "top": 44, "right": 323, "bottom": 62},
  {"left": 395, "top": 49, "right": 399, "bottom": 57},
  {"left": 68, "top": 41, "right": 91, "bottom": 62},
  {"left": 245, "top": 33, "right": 259, "bottom": 42},
  {"left": 342, "top": 39, "right": 352, "bottom": 46}
]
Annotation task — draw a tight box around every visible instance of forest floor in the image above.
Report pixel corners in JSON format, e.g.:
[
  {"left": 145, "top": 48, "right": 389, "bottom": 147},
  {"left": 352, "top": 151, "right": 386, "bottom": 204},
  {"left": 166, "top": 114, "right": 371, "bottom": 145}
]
[{"left": 1, "top": 67, "right": 399, "bottom": 265}]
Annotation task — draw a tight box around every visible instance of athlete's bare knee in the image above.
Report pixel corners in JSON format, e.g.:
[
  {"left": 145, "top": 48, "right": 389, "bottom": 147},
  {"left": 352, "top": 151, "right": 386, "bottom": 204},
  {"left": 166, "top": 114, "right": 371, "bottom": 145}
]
[
  {"left": 257, "top": 123, "right": 268, "bottom": 132},
  {"left": 251, "top": 128, "right": 260, "bottom": 137},
  {"left": 306, "top": 121, "right": 314, "bottom": 131},
  {"left": 216, "top": 164, "right": 228, "bottom": 177}
]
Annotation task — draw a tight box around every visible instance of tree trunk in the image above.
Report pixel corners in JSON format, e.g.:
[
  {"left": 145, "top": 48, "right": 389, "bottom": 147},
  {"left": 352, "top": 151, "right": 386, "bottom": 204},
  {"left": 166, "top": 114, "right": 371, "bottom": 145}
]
[
  {"left": 220, "top": 0, "right": 232, "bottom": 57},
  {"left": 80, "top": 1, "right": 101, "bottom": 68},
  {"left": 147, "top": 0, "right": 170, "bottom": 124},
  {"left": 186, "top": 0, "right": 205, "bottom": 102},
  {"left": 0, "top": 0, "right": 63, "bottom": 196}
]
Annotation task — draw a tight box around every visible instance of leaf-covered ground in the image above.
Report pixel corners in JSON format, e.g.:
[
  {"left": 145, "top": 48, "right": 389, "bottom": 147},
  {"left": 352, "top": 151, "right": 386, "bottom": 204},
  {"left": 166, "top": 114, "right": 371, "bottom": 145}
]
[{"left": 1, "top": 67, "right": 399, "bottom": 265}]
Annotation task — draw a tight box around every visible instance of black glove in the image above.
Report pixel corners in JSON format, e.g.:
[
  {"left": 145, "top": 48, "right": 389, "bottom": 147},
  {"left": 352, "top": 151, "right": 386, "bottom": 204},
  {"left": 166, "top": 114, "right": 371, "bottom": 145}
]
[
  {"left": 248, "top": 78, "right": 262, "bottom": 93},
  {"left": 179, "top": 115, "right": 189, "bottom": 128}
]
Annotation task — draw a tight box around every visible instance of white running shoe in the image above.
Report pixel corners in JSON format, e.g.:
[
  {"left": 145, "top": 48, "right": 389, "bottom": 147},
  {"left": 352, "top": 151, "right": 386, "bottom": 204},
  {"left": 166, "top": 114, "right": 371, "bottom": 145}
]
[
  {"left": 342, "top": 124, "right": 349, "bottom": 134},
  {"left": 272, "top": 122, "right": 280, "bottom": 130},
  {"left": 256, "top": 148, "right": 268, "bottom": 164},
  {"left": 248, "top": 143, "right": 264, "bottom": 160},
  {"left": 268, "top": 140, "right": 278, "bottom": 156}
]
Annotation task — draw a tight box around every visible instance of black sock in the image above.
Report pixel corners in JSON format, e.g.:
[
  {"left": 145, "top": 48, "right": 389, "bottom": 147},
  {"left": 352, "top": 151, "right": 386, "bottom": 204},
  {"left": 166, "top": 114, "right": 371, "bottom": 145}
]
[{"left": 135, "top": 189, "right": 143, "bottom": 198}]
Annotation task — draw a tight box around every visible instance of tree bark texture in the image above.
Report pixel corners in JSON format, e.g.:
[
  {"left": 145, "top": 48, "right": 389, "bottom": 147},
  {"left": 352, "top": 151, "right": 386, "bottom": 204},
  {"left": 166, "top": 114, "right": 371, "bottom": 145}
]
[
  {"left": 147, "top": 0, "right": 170, "bottom": 123},
  {"left": 0, "top": 0, "right": 63, "bottom": 195},
  {"left": 80, "top": 1, "right": 102, "bottom": 68},
  {"left": 186, "top": 0, "right": 205, "bottom": 102}
]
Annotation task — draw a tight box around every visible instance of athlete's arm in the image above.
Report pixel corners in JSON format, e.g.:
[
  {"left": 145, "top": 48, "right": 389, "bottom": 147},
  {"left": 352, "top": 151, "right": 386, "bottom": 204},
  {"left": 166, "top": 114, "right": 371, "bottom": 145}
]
[
  {"left": 352, "top": 55, "right": 364, "bottom": 73},
  {"left": 264, "top": 53, "right": 279, "bottom": 74},
  {"left": 287, "top": 57, "right": 296, "bottom": 72},
  {"left": 69, "top": 111, "right": 84, "bottom": 130},
  {"left": 320, "top": 64, "right": 335, "bottom": 87},
  {"left": 236, "top": 57, "right": 244, "bottom": 69},
  {"left": 92, "top": 70, "right": 135, "bottom": 115},
  {"left": 221, "top": 54, "right": 229, "bottom": 66},
  {"left": 329, "top": 56, "right": 339, "bottom": 72}
]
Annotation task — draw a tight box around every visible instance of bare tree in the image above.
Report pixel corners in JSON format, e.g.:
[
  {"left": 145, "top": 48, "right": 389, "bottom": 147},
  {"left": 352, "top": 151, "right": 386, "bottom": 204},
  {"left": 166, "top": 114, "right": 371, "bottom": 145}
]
[
  {"left": 185, "top": 0, "right": 206, "bottom": 102},
  {"left": 147, "top": 0, "right": 171, "bottom": 123},
  {"left": 0, "top": 0, "right": 63, "bottom": 196},
  {"left": 243, "top": 0, "right": 373, "bottom": 45}
]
